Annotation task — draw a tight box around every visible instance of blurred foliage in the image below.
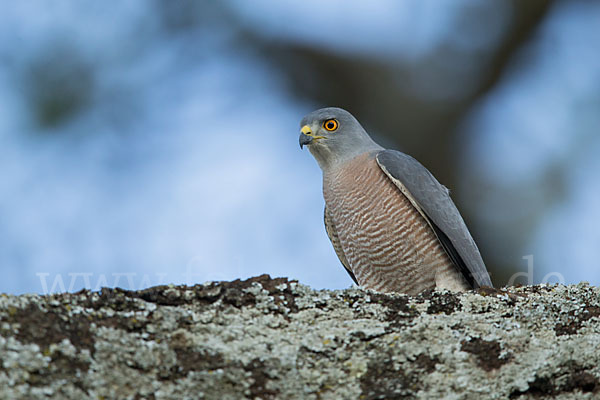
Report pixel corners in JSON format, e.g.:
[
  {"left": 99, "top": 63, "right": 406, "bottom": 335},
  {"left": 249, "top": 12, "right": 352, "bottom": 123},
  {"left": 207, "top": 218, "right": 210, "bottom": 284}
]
[{"left": 24, "top": 43, "right": 95, "bottom": 129}]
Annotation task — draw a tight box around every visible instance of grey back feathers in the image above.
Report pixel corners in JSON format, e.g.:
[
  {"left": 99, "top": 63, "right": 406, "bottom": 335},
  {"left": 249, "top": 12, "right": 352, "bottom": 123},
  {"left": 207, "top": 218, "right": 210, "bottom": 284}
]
[{"left": 376, "top": 150, "right": 492, "bottom": 288}]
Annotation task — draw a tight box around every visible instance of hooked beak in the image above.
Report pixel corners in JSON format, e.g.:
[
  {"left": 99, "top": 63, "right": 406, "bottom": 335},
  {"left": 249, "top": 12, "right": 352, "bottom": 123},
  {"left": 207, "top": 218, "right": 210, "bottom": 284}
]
[
  {"left": 299, "top": 133, "right": 312, "bottom": 148},
  {"left": 299, "top": 125, "right": 325, "bottom": 149}
]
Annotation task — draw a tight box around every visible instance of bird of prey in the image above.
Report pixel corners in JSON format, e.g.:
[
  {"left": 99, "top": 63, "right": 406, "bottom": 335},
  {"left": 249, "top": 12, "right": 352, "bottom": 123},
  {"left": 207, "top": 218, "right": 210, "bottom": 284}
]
[{"left": 299, "top": 107, "right": 492, "bottom": 294}]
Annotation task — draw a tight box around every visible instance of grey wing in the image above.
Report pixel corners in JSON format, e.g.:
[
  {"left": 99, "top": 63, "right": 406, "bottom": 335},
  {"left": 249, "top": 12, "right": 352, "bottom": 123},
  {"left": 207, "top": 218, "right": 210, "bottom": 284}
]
[
  {"left": 324, "top": 207, "right": 359, "bottom": 285},
  {"left": 375, "top": 150, "right": 493, "bottom": 288}
]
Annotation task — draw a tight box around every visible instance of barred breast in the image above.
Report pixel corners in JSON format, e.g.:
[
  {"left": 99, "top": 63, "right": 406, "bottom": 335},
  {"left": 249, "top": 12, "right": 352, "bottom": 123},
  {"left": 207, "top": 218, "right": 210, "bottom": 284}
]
[{"left": 323, "top": 152, "right": 468, "bottom": 295}]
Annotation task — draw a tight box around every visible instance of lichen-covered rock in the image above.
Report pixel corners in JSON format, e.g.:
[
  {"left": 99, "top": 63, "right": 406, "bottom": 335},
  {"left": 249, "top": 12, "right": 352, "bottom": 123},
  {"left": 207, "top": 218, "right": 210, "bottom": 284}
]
[{"left": 0, "top": 275, "right": 599, "bottom": 399}]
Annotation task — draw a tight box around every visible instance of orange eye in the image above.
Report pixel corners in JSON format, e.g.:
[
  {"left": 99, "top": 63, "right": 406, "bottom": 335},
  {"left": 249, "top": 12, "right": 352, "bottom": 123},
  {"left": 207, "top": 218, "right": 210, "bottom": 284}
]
[{"left": 323, "top": 119, "right": 338, "bottom": 131}]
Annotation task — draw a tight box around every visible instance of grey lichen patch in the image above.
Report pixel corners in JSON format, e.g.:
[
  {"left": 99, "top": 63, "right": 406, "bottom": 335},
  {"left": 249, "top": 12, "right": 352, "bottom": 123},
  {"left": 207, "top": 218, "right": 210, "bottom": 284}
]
[
  {"left": 555, "top": 305, "right": 600, "bottom": 336},
  {"left": 166, "top": 330, "right": 227, "bottom": 379},
  {"left": 27, "top": 342, "right": 90, "bottom": 391},
  {"left": 359, "top": 354, "right": 414, "bottom": 399},
  {"left": 0, "top": 277, "right": 599, "bottom": 399},
  {"left": 413, "top": 353, "right": 439, "bottom": 373},
  {"left": 359, "top": 353, "right": 440, "bottom": 399},
  {"left": 425, "top": 291, "right": 463, "bottom": 315},
  {"left": 244, "top": 358, "right": 281, "bottom": 400},
  {"left": 509, "top": 362, "right": 599, "bottom": 398},
  {"left": 5, "top": 303, "right": 95, "bottom": 353},
  {"left": 366, "top": 292, "right": 417, "bottom": 329}
]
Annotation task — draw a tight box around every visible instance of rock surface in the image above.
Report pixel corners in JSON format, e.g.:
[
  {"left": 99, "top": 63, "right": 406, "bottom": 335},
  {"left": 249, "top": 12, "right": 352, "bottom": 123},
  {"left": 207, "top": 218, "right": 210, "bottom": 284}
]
[{"left": 1, "top": 275, "right": 599, "bottom": 399}]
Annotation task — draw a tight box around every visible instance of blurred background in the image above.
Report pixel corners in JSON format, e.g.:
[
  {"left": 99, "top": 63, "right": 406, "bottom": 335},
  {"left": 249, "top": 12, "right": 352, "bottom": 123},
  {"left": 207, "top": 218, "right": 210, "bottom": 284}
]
[{"left": 1, "top": 0, "right": 599, "bottom": 294}]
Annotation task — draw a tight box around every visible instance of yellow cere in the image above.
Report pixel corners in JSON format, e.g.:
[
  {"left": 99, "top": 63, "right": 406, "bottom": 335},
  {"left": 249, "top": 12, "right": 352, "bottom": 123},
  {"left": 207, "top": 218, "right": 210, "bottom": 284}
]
[{"left": 301, "top": 125, "right": 312, "bottom": 135}]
